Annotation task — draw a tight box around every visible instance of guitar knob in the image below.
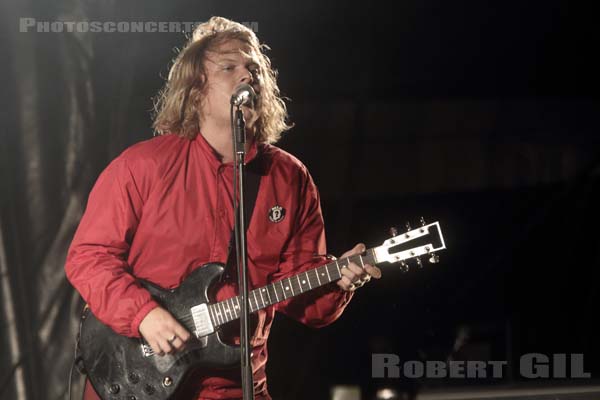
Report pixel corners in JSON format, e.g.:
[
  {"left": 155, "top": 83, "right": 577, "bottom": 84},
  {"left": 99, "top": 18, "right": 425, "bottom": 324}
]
[
  {"left": 399, "top": 261, "right": 409, "bottom": 273},
  {"left": 163, "top": 376, "right": 173, "bottom": 387},
  {"left": 128, "top": 372, "right": 139, "bottom": 384},
  {"left": 420, "top": 216, "right": 426, "bottom": 226},
  {"left": 144, "top": 384, "right": 156, "bottom": 395},
  {"left": 429, "top": 253, "right": 440, "bottom": 264},
  {"left": 416, "top": 257, "right": 423, "bottom": 268},
  {"left": 389, "top": 227, "right": 398, "bottom": 237},
  {"left": 108, "top": 384, "right": 120, "bottom": 394}
]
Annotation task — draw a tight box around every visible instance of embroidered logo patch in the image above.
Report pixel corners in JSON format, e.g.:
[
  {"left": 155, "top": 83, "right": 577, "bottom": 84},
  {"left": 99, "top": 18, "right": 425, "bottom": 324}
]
[{"left": 268, "top": 206, "right": 285, "bottom": 223}]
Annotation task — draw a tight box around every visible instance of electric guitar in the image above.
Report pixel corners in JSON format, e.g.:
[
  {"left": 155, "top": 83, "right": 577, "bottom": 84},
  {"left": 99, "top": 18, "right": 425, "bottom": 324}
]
[{"left": 78, "top": 221, "right": 446, "bottom": 399}]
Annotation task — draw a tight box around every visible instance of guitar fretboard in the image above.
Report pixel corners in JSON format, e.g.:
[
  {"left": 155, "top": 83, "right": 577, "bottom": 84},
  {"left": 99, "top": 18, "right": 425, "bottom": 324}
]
[{"left": 206, "top": 250, "right": 377, "bottom": 327}]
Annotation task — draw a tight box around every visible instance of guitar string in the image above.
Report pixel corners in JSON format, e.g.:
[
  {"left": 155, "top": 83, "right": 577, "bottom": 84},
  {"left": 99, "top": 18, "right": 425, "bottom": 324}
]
[{"left": 175, "top": 253, "right": 373, "bottom": 330}]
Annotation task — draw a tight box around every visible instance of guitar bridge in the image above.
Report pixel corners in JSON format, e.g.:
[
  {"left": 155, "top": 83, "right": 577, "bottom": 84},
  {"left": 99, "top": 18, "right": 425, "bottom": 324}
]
[
  {"left": 190, "top": 303, "right": 214, "bottom": 338},
  {"left": 140, "top": 341, "right": 154, "bottom": 357},
  {"left": 140, "top": 336, "right": 209, "bottom": 358}
]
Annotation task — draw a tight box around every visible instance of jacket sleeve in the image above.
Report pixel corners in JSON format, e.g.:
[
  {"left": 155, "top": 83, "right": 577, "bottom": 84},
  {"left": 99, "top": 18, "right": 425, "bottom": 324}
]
[
  {"left": 274, "top": 168, "right": 353, "bottom": 328},
  {"left": 65, "top": 156, "right": 159, "bottom": 338}
]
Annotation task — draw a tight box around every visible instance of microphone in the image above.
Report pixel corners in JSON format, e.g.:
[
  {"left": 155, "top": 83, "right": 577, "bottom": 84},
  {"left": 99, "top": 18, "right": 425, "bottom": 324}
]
[{"left": 230, "top": 83, "right": 256, "bottom": 107}]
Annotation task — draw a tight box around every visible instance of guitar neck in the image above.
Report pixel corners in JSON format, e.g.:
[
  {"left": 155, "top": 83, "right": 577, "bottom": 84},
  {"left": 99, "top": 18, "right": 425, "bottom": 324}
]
[
  {"left": 205, "top": 221, "right": 446, "bottom": 329},
  {"left": 207, "top": 250, "right": 378, "bottom": 328}
]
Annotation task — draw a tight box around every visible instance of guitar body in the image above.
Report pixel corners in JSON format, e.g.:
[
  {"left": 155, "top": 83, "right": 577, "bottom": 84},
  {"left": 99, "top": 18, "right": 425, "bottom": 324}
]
[
  {"left": 77, "top": 221, "right": 446, "bottom": 400},
  {"left": 79, "top": 263, "right": 240, "bottom": 400}
]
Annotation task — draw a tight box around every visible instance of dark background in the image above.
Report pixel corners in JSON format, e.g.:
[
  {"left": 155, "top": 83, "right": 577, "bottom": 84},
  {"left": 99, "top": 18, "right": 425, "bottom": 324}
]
[{"left": 1, "top": 1, "right": 599, "bottom": 399}]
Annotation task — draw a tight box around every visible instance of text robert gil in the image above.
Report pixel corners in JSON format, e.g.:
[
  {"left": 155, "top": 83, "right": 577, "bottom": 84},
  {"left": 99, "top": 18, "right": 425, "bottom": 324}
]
[{"left": 372, "top": 353, "right": 591, "bottom": 379}]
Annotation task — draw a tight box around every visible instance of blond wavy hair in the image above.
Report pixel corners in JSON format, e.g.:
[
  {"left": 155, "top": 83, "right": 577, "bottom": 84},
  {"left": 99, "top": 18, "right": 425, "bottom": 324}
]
[{"left": 152, "top": 17, "right": 291, "bottom": 143}]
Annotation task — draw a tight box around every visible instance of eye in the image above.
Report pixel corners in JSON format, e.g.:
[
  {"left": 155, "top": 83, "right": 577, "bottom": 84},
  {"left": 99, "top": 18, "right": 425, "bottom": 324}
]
[
  {"left": 247, "top": 64, "right": 260, "bottom": 76},
  {"left": 222, "top": 65, "right": 235, "bottom": 71}
]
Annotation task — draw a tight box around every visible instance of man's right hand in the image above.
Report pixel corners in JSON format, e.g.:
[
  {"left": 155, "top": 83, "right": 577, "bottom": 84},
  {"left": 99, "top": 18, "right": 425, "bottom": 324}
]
[{"left": 139, "top": 307, "right": 191, "bottom": 355}]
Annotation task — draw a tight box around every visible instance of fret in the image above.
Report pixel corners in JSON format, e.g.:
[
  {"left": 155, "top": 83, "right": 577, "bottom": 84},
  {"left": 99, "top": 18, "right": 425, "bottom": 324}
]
[
  {"left": 332, "top": 263, "right": 342, "bottom": 280},
  {"left": 225, "top": 302, "right": 232, "bottom": 323},
  {"left": 262, "top": 287, "right": 272, "bottom": 305},
  {"left": 218, "top": 302, "right": 227, "bottom": 323},
  {"left": 223, "top": 301, "right": 232, "bottom": 322},
  {"left": 311, "top": 269, "right": 320, "bottom": 288},
  {"left": 212, "top": 304, "right": 219, "bottom": 325},
  {"left": 328, "top": 263, "right": 337, "bottom": 280},
  {"left": 224, "top": 302, "right": 231, "bottom": 323},
  {"left": 208, "top": 304, "right": 217, "bottom": 326},
  {"left": 268, "top": 283, "right": 279, "bottom": 303},
  {"left": 296, "top": 275, "right": 303, "bottom": 293},
  {"left": 305, "top": 271, "right": 313, "bottom": 289},
  {"left": 279, "top": 280, "right": 287, "bottom": 299},
  {"left": 257, "top": 289, "right": 264, "bottom": 309},
  {"left": 235, "top": 296, "right": 241, "bottom": 318},
  {"left": 227, "top": 300, "right": 234, "bottom": 321},
  {"left": 222, "top": 301, "right": 230, "bottom": 322},
  {"left": 358, "top": 255, "right": 365, "bottom": 268},
  {"left": 229, "top": 300, "right": 236, "bottom": 321},
  {"left": 239, "top": 295, "right": 248, "bottom": 315},
  {"left": 307, "top": 270, "right": 315, "bottom": 288},
  {"left": 325, "top": 263, "right": 332, "bottom": 281},
  {"left": 232, "top": 299, "right": 238, "bottom": 319},
  {"left": 251, "top": 291, "right": 259, "bottom": 312},
  {"left": 258, "top": 287, "right": 266, "bottom": 306},
  {"left": 287, "top": 277, "right": 300, "bottom": 296},
  {"left": 285, "top": 278, "right": 295, "bottom": 296},
  {"left": 215, "top": 304, "right": 223, "bottom": 325},
  {"left": 287, "top": 278, "right": 296, "bottom": 296},
  {"left": 315, "top": 267, "right": 322, "bottom": 285}
]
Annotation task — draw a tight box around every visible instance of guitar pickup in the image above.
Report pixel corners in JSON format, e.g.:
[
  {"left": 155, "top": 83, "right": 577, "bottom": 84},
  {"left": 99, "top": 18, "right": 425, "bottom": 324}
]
[{"left": 190, "top": 303, "right": 214, "bottom": 338}]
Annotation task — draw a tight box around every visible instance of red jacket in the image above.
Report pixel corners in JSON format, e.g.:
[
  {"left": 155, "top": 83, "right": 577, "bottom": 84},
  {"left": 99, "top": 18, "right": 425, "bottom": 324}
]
[{"left": 65, "top": 133, "right": 352, "bottom": 399}]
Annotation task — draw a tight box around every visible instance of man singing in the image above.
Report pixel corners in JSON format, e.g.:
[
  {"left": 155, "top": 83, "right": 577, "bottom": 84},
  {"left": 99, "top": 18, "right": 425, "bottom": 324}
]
[{"left": 65, "top": 16, "right": 380, "bottom": 399}]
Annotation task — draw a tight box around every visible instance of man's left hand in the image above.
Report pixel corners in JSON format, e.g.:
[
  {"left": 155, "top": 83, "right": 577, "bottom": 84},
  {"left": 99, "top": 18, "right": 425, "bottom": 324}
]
[{"left": 336, "top": 243, "right": 382, "bottom": 292}]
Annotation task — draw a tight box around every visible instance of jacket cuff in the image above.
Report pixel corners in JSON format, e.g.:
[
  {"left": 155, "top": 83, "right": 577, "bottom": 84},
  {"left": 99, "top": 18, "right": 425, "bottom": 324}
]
[{"left": 130, "top": 299, "right": 160, "bottom": 338}]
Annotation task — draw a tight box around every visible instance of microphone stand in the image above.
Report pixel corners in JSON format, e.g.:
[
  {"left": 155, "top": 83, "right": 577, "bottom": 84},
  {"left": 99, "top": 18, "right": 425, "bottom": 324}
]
[{"left": 231, "top": 104, "right": 254, "bottom": 400}]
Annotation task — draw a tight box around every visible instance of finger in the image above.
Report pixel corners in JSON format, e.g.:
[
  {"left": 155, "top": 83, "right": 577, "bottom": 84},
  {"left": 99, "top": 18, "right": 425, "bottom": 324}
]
[
  {"left": 149, "top": 340, "right": 163, "bottom": 356},
  {"left": 345, "top": 262, "right": 364, "bottom": 276},
  {"left": 340, "top": 243, "right": 366, "bottom": 259},
  {"left": 170, "top": 336, "right": 185, "bottom": 351},
  {"left": 158, "top": 338, "right": 174, "bottom": 355},
  {"left": 174, "top": 324, "right": 191, "bottom": 342},
  {"left": 337, "top": 275, "right": 355, "bottom": 291},
  {"left": 340, "top": 267, "right": 359, "bottom": 283},
  {"left": 163, "top": 331, "right": 183, "bottom": 350},
  {"left": 365, "top": 265, "right": 382, "bottom": 279}
]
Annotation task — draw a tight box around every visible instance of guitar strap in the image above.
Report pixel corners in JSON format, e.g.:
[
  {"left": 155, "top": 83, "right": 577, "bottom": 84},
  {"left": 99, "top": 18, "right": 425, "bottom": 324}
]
[{"left": 223, "top": 157, "right": 263, "bottom": 282}]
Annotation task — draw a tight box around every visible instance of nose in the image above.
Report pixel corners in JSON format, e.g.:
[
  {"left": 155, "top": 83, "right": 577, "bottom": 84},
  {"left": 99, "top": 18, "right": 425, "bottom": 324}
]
[{"left": 240, "top": 68, "right": 253, "bottom": 84}]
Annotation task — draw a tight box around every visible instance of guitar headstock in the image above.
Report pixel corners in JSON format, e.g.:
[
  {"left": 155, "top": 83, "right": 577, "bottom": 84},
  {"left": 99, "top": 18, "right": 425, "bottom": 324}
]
[{"left": 372, "top": 218, "right": 446, "bottom": 271}]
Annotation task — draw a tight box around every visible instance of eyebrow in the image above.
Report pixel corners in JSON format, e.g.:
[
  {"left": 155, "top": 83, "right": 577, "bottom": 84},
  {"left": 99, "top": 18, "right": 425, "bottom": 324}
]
[
  {"left": 215, "top": 56, "right": 259, "bottom": 68},
  {"left": 217, "top": 57, "right": 240, "bottom": 63}
]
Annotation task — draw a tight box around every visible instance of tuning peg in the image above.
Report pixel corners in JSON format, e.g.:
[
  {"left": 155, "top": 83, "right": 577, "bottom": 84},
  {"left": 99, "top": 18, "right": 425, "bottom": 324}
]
[
  {"left": 420, "top": 216, "right": 426, "bottom": 226},
  {"left": 399, "top": 261, "right": 409, "bottom": 273},
  {"left": 405, "top": 222, "right": 412, "bottom": 231},
  {"left": 389, "top": 227, "right": 398, "bottom": 237},
  {"left": 415, "top": 257, "right": 423, "bottom": 268},
  {"left": 428, "top": 253, "right": 440, "bottom": 264}
]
